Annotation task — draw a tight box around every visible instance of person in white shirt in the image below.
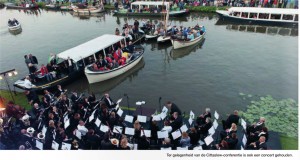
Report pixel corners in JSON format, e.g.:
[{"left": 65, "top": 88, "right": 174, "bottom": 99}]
[{"left": 24, "top": 76, "right": 35, "bottom": 89}]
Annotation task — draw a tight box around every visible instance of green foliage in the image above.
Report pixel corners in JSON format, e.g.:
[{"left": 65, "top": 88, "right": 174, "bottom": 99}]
[
  {"left": 37, "top": 2, "right": 45, "bottom": 8},
  {"left": 239, "top": 94, "right": 298, "bottom": 138},
  {"left": 104, "top": 4, "right": 115, "bottom": 9},
  {"left": 185, "top": 6, "right": 229, "bottom": 13},
  {"left": 280, "top": 134, "right": 298, "bottom": 150},
  {"left": 0, "top": 90, "right": 31, "bottom": 111}
]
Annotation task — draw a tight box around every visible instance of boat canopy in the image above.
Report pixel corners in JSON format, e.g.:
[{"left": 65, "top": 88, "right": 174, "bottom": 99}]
[
  {"left": 131, "top": 1, "right": 170, "bottom": 7},
  {"left": 228, "top": 7, "right": 298, "bottom": 15},
  {"left": 57, "top": 34, "right": 125, "bottom": 62}
]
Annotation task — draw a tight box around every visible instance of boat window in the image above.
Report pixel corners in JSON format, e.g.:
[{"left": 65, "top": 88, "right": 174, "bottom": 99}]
[
  {"left": 282, "top": 14, "right": 294, "bottom": 20},
  {"left": 294, "top": 15, "right": 298, "bottom": 21},
  {"left": 258, "top": 13, "right": 269, "bottom": 19},
  {"left": 249, "top": 13, "right": 257, "bottom": 19},
  {"left": 233, "top": 12, "right": 240, "bottom": 17},
  {"left": 270, "top": 14, "right": 281, "bottom": 20},
  {"left": 241, "top": 12, "right": 249, "bottom": 18}
]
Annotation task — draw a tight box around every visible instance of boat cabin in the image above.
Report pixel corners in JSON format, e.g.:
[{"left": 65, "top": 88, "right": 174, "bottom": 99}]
[
  {"left": 228, "top": 7, "right": 298, "bottom": 22},
  {"left": 130, "top": 1, "right": 170, "bottom": 12}
]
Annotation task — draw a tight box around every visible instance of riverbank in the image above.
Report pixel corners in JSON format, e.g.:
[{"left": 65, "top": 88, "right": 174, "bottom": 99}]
[{"left": 0, "top": 89, "right": 297, "bottom": 149}]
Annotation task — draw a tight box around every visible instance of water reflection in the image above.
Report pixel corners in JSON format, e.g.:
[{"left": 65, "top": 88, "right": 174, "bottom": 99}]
[
  {"left": 70, "top": 11, "right": 106, "bottom": 21},
  {"left": 170, "top": 38, "right": 206, "bottom": 60},
  {"left": 65, "top": 59, "right": 145, "bottom": 94},
  {"left": 216, "top": 19, "right": 298, "bottom": 36}
]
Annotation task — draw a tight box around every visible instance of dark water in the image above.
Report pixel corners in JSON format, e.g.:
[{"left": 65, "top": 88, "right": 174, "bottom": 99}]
[{"left": 0, "top": 9, "right": 298, "bottom": 115}]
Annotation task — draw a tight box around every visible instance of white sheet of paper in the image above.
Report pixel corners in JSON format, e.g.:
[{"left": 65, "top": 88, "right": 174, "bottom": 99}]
[
  {"left": 160, "top": 112, "right": 167, "bottom": 120},
  {"left": 140, "top": 130, "right": 151, "bottom": 137},
  {"left": 214, "top": 111, "right": 219, "bottom": 120},
  {"left": 100, "top": 125, "right": 109, "bottom": 133},
  {"left": 208, "top": 126, "right": 215, "bottom": 135},
  {"left": 157, "top": 130, "right": 168, "bottom": 139},
  {"left": 162, "top": 106, "right": 168, "bottom": 113},
  {"left": 241, "top": 146, "right": 244, "bottom": 150},
  {"left": 213, "top": 119, "right": 218, "bottom": 129},
  {"left": 113, "top": 126, "right": 123, "bottom": 134},
  {"left": 161, "top": 147, "right": 171, "bottom": 150},
  {"left": 36, "top": 140, "right": 43, "bottom": 150},
  {"left": 95, "top": 118, "right": 101, "bottom": 127},
  {"left": 133, "top": 144, "right": 138, "bottom": 150},
  {"left": 162, "top": 126, "right": 172, "bottom": 133},
  {"left": 62, "top": 142, "right": 71, "bottom": 150},
  {"left": 241, "top": 118, "right": 247, "bottom": 131},
  {"left": 180, "top": 125, "right": 188, "bottom": 133},
  {"left": 177, "top": 147, "right": 188, "bottom": 150},
  {"left": 204, "top": 135, "right": 214, "bottom": 146},
  {"left": 64, "top": 115, "right": 69, "bottom": 123},
  {"left": 91, "top": 109, "right": 96, "bottom": 116},
  {"left": 124, "top": 115, "right": 134, "bottom": 123},
  {"left": 188, "top": 118, "right": 193, "bottom": 125},
  {"left": 89, "top": 114, "right": 94, "bottom": 122},
  {"left": 152, "top": 115, "right": 161, "bottom": 121},
  {"left": 136, "top": 101, "right": 142, "bottom": 105},
  {"left": 125, "top": 127, "right": 135, "bottom": 135},
  {"left": 199, "top": 140, "right": 205, "bottom": 146},
  {"left": 116, "top": 98, "right": 122, "bottom": 104},
  {"left": 127, "top": 143, "right": 133, "bottom": 149},
  {"left": 137, "top": 115, "right": 147, "bottom": 123},
  {"left": 64, "top": 119, "right": 70, "bottom": 129},
  {"left": 115, "top": 104, "right": 119, "bottom": 110},
  {"left": 42, "top": 126, "right": 47, "bottom": 134},
  {"left": 193, "top": 146, "right": 203, "bottom": 150},
  {"left": 190, "top": 111, "right": 195, "bottom": 119},
  {"left": 51, "top": 141, "right": 59, "bottom": 150},
  {"left": 117, "top": 108, "right": 123, "bottom": 117},
  {"left": 242, "top": 134, "right": 247, "bottom": 146},
  {"left": 171, "top": 130, "right": 181, "bottom": 140},
  {"left": 75, "top": 129, "right": 81, "bottom": 140}
]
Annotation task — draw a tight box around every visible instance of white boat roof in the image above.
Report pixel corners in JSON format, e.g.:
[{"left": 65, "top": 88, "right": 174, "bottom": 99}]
[
  {"left": 57, "top": 34, "right": 124, "bottom": 62},
  {"left": 131, "top": 1, "right": 170, "bottom": 6},
  {"left": 228, "top": 7, "right": 298, "bottom": 15}
]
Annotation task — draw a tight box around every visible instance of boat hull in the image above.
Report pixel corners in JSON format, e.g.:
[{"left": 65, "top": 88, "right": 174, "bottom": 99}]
[
  {"left": 114, "top": 9, "right": 188, "bottom": 17},
  {"left": 157, "top": 36, "right": 171, "bottom": 43},
  {"left": 73, "top": 7, "right": 104, "bottom": 14},
  {"left": 85, "top": 54, "right": 144, "bottom": 84},
  {"left": 8, "top": 23, "right": 21, "bottom": 31},
  {"left": 216, "top": 11, "right": 298, "bottom": 28},
  {"left": 6, "top": 4, "right": 38, "bottom": 10},
  {"left": 171, "top": 32, "right": 205, "bottom": 49}
]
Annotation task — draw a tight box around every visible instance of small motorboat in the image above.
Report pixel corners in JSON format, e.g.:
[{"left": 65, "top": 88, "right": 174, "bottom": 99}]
[{"left": 8, "top": 19, "right": 21, "bottom": 31}]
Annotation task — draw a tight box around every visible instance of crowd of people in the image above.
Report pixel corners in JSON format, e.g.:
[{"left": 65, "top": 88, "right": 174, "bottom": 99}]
[
  {"left": 8, "top": 18, "right": 19, "bottom": 27},
  {"left": 0, "top": 87, "right": 270, "bottom": 150}
]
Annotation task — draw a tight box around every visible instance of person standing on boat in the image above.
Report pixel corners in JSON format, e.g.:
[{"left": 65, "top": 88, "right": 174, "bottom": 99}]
[
  {"left": 24, "top": 55, "right": 32, "bottom": 73},
  {"left": 28, "top": 54, "right": 38, "bottom": 68},
  {"left": 24, "top": 76, "right": 35, "bottom": 90},
  {"left": 67, "top": 57, "right": 74, "bottom": 74},
  {"left": 133, "top": 19, "right": 139, "bottom": 34}
]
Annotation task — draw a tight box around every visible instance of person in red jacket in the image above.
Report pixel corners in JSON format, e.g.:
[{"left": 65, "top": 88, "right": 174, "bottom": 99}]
[{"left": 40, "top": 64, "right": 53, "bottom": 82}]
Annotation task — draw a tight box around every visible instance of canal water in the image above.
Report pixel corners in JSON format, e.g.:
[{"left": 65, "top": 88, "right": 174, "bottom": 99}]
[{"left": 0, "top": 8, "right": 298, "bottom": 115}]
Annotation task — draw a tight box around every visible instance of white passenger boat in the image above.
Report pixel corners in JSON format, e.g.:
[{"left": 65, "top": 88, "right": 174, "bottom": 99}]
[
  {"left": 216, "top": 7, "right": 298, "bottom": 27},
  {"left": 171, "top": 31, "right": 206, "bottom": 49},
  {"left": 8, "top": 21, "right": 21, "bottom": 31},
  {"left": 84, "top": 35, "right": 144, "bottom": 84},
  {"left": 72, "top": 4, "right": 105, "bottom": 14}
]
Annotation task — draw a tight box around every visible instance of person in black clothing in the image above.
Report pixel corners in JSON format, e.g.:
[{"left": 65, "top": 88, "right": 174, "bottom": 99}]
[
  {"left": 28, "top": 54, "right": 38, "bottom": 66},
  {"left": 196, "top": 108, "right": 211, "bottom": 126},
  {"left": 55, "top": 85, "right": 67, "bottom": 97},
  {"left": 188, "top": 127, "right": 200, "bottom": 148},
  {"left": 150, "top": 121, "right": 159, "bottom": 144},
  {"left": 247, "top": 136, "right": 267, "bottom": 150},
  {"left": 103, "top": 93, "right": 116, "bottom": 109},
  {"left": 119, "top": 137, "right": 130, "bottom": 150},
  {"left": 160, "top": 138, "right": 173, "bottom": 149},
  {"left": 133, "top": 20, "right": 139, "bottom": 33},
  {"left": 85, "top": 129, "right": 100, "bottom": 150},
  {"left": 225, "top": 132, "right": 238, "bottom": 150},
  {"left": 197, "top": 117, "right": 212, "bottom": 139},
  {"left": 166, "top": 101, "right": 182, "bottom": 116},
  {"left": 169, "top": 112, "right": 183, "bottom": 132},
  {"left": 71, "top": 92, "right": 80, "bottom": 104},
  {"left": 222, "top": 110, "right": 240, "bottom": 130},
  {"left": 25, "top": 90, "right": 40, "bottom": 106}
]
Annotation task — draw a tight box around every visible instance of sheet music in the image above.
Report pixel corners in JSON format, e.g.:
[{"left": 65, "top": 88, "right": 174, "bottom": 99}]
[
  {"left": 51, "top": 141, "right": 59, "bottom": 150},
  {"left": 177, "top": 147, "right": 188, "bottom": 150},
  {"left": 171, "top": 130, "right": 181, "bottom": 140},
  {"left": 213, "top": 119, "right": 218, "bottom": 129},
  {"left": 204, "top": 135, "right": 214, "bottom": 146},
  {"left": 188, "top": 118, "right": 193, "bottom": 125},
  {"left": 190, "top": 111, "right": 195, "bottom": 119},
  {"left": 75, "top": 129, "right": 81, "bottom": 140},
  {"left": 160, "top": 112, "right": 167, "bottom": 120},
  {"left": 64, "top": 119, "right": 70, "bottom": 129},
  {"left": 180, "top": 124, "right": 188, "bottom": 133},
  {"left": 162, "top": 126, "right": 172, "bottom": 133},
  {"left": 208, "top": 126, "right": 215, "bottom": 135},
  {"left": 199, "top": 140, "right": 205, "bottom": 146},
  {"left": 117, "top": 108, "right": 123, "bottom": 117},
  {"left": 242, "top": 134, "right": 247, "bottom": 146},
  {"left": 193, "top": 146, "right": 203, "bottom": 150},
  {"left": 157, "top": 130, "right": 168, "bottom": 139},
  {"left": 133, "top": 144, "right": 138, "bottom": 150},
  {"left": 116, "top": 98, "right": 122, "bottom": 104},
  {"left": 64, "top": 115, "right": 69, "bottom": 123},
  {"left": 241, "top": 118, "right": 247, "bottom": 131},
  {"left": 152, "top": 114, "right": 161, "bottom": 121},
  {"left": 124, "top": 115, "right": 134, "bottom": 123},
  {"left": 115, "top": 104, "right": 120, "bottom": 110},
  {"left": 95, "top": 118, "right": 101, "bottom": 127},
  {"left": 113, "top": 126, "right": 123, "bottom": 134},
  {"left": 125, "top": 127, "right": 135, "bottom": 135},
  {"left": 162, "top": 106, "right": 168, "bottom": 113},
  {"left": 137, "top": 115, "right": 147, "bottom": 123},
  {"left": 214, "top": 111, "right": 219, "bottom": 120},
  {"left": 42, "top": 126, "right": 47, "bottom": 134},
  {"left": 140, "top": 130, "right": 151, "bottom": 137},
  {"left": 35, "top": 140, "right": 43, "bottom": 150},
  {"left": 89, "top": 114, "right": 94, "bottom": 122},
  {"left": 100, "top": 125, "right": 109, "bottom": 133},
  {"left": 62, "top": 142, "right": 71, "bottom": 150}
]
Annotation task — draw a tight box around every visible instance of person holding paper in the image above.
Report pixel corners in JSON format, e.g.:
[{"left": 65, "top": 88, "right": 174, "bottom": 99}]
[
  {"left": 103, "top": 93, "right": 116, "bottom": 109},
  {"left": 133, "top": 120, "right": 142, "bottom": 141},
  {"left": 246, "top": 117, "right": 266, "bottom": 137},
  {"left": 166, "top": 101, "right": 182, "bottom": 117},
  {"left": 107, "top": 112, "right": 119, "bottom": 130},
  {"left": 197, "top": 117, "right": 212, "bottom": 139},
  {"left": 247, "top": 127, "right": 269, "bottom": 145},
  {"left": 179, "top": 132, "right": 191, "bottom": 148},
  {"left": 169, "top": 112, "right": 183, "bottom": 132},
  {"left": 44, "top": 120, "right": 56, "bottom": 150},
  {"left": 196, "top": 108, "right": 211, "bottom": 126}
]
